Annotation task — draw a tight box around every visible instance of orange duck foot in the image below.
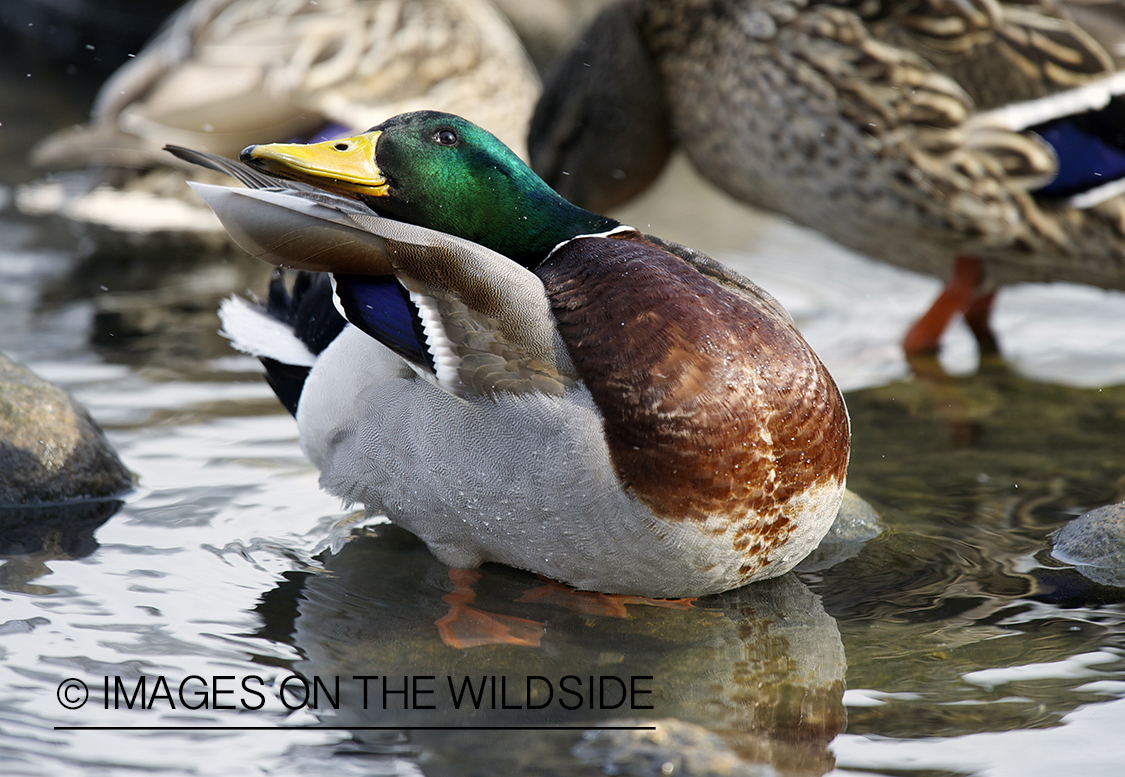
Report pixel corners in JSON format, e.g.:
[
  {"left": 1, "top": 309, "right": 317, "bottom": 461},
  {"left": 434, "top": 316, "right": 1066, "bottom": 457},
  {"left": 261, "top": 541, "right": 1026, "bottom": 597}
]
[
  {"left": 436, "top": 568, "right": 545, "bottom": 648},
  {"left": 516, "top": 578, "right": 696, "bottom": 617},
  {"left": 963, "top": 288, "right": 999, "bottom": 356},
  {"left": 903, "top": 256, "right": 998, "bottom": 356}
]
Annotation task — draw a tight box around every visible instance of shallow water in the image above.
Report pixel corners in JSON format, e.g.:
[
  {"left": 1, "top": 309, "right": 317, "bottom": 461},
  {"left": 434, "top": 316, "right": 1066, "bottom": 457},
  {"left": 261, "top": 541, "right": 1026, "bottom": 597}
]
[{"left": 2, "top": 38, "right": 1125, "bottom": 777}]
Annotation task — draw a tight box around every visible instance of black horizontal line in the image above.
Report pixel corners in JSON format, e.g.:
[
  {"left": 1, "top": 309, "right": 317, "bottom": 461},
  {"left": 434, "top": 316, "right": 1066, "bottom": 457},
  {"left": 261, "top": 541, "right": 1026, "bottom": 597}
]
[{"left": 54, "top": 725, "right": 655, "bottom": 731}]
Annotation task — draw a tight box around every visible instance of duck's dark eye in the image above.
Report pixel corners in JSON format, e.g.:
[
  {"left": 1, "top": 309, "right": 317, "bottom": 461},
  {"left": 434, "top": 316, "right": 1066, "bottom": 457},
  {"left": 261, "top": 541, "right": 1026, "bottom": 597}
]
[{"left": 434, "top": 129, "right": 459, "bottom": 146}]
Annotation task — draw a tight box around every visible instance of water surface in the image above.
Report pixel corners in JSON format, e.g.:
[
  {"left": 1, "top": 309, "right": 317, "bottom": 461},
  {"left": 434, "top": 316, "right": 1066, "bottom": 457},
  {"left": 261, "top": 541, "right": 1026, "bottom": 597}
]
[{"left": 2, "top": 38, "right": 1124, "bottom": 777}]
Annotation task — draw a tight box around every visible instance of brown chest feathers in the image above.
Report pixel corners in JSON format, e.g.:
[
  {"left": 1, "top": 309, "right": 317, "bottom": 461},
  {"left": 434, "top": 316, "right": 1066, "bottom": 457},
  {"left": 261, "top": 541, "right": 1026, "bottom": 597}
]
[{"left": 537, "top": 233, "right": 850, "bottom": 524}]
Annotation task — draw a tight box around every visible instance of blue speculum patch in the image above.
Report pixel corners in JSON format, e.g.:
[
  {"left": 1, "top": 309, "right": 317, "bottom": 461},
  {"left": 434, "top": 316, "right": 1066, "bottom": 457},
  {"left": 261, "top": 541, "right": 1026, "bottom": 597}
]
[
  {"left": 335, "top": 274, "right": 435, "bottom": 371},
  {"left": 1033, "top": 99, "right": 1125, "bottom": 199}
]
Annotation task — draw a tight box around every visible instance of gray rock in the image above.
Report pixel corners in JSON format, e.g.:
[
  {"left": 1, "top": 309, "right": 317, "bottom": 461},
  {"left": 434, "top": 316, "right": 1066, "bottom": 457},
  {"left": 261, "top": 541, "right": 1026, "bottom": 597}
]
[
  {"left": 0, "top": 353, "right": 132, "bottom": 504},
  {"left": 796, "top": 488, "right": 883, "bottom": 573},
  {"left": 1051, "top": 503, "right": 1125, "bottom": 588}
]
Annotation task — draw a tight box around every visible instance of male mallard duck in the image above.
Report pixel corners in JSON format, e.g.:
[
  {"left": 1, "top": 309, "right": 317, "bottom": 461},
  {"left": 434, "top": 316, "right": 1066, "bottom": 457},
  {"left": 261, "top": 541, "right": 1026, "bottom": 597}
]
[
  {"left": 18, "top": 0, "right": 537, "bottom": 251},
  {"left": 168, "top": 111, "right": 851, "bottom": 601},
  {"left": 529, "top": 0, "right": 1125, "bottom": 355}
]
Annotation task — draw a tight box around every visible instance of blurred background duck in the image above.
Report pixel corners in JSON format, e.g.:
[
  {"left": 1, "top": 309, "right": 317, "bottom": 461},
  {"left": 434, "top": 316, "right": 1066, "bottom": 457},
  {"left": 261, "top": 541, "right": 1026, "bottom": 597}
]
[
  {"left": 530, "top": 0, "right": 1125, "bottom": 356},
  {"left": 17, "top": 0, "right": 541, "bottom": 254}
]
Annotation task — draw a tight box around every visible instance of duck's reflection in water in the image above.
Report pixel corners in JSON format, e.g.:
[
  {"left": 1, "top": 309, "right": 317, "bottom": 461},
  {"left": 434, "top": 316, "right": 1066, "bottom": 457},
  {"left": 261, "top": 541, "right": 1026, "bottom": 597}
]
[{"left": 272, "top": 524, "right": 846, "bottom": 776}]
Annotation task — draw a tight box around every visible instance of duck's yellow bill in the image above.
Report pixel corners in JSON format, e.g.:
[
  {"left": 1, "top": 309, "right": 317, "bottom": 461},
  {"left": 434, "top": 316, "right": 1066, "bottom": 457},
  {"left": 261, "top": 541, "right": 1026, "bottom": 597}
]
[{"left": 242, "top": 132, "right": 388, "bottom": 198}]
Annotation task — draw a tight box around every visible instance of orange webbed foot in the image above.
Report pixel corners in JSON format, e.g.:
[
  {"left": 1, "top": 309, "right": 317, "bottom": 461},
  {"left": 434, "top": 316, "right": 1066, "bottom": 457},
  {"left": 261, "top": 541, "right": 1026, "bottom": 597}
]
[
  {"left": 516, "top": 578, "right": 695, "bottom": 617},
  {"left": 436, "top": 568, "right": 545, "bottom": 648}
]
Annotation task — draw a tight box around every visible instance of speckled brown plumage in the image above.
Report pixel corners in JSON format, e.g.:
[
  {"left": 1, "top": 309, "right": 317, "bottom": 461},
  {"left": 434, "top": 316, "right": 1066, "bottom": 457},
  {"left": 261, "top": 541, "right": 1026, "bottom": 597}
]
[
  {"left": 538, "top": 232, "right": 850, "bottom": 540},
  {"left": 531, "top": 0, "right": 1125, "bottom": 354},
  {"left": 624, "top": 0, "right": 1125, "bottom": 286}
]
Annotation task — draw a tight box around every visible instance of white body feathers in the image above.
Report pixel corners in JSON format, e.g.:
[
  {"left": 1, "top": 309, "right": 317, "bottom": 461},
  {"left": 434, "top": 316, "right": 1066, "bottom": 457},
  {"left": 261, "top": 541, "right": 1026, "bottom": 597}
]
[{"left": 291, "top": 326, "right": 837, "bottom": 596}]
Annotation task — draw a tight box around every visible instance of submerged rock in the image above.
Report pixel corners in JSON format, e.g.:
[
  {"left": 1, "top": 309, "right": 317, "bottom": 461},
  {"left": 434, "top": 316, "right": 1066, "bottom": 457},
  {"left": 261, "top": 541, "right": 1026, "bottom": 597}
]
[
  {"left": 1051, "top": 503, "right": 1125, "bottom": 588},
  {"left": 574, "top": 718, "right": 775, "bottom": 777},
  {"left": 796, "top": 488, "right": 883, "bottom": 573},
  {"left": 0, "top": 353, "right": 132, "bottom": 504}
]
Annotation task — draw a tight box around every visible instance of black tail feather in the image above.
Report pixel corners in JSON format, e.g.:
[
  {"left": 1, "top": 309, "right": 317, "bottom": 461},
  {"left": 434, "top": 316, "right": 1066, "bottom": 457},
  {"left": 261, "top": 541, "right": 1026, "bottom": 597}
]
[
  {"left": 257, "top": 270, "right": 347, "bottom": 416},
  {"left": 265, "top": 270, "right": 347, "bottom": 356},
  {"left": 262, "top": 358, "right": 310, "bottom": 417}
]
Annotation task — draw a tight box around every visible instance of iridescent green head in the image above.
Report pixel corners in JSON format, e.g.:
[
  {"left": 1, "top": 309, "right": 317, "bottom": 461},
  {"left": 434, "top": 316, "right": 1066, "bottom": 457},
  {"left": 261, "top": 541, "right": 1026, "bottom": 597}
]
[{"left": 241, "top": 111, "right": 618, "bottom": 268}]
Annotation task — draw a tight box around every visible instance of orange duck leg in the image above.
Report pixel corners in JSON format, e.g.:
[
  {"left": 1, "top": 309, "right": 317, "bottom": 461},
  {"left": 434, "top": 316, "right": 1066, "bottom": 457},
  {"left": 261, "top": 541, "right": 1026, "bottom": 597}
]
[{"left": 903, "top": 256, "right": 998, "bottom": 356}]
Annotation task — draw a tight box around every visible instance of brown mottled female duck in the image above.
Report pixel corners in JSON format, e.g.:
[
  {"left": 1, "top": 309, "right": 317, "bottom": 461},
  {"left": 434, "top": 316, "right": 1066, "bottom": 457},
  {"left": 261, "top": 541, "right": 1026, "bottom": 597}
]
[
  {"left": 529, "top": 0, "right": 1125, "bottom": 355},
  {"left": 167, "top": 111, "right": 851, "bottom": 606},
  {"left": 18, "top": 0, "right": 538, "bottom": 249}
]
